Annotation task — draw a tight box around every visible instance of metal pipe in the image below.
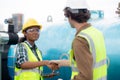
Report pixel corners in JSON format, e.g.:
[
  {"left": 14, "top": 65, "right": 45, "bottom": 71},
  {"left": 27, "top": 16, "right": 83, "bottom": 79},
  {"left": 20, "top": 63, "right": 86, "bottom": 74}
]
[
  {"left": 0, "top": 52, "right": 1, "bottom": 80},
  {"left": 0, "top": 32, "right": 9, "bottom": 44},
  {"left": 0, "top": 44, "right": 4, "bottom": 80}
]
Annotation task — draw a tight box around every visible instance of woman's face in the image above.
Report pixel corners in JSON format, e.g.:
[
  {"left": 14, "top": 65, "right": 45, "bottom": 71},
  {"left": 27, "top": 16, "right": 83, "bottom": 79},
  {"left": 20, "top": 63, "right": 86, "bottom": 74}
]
[{"left": 24, "top": 26, "right": 40, "bottom": 42}]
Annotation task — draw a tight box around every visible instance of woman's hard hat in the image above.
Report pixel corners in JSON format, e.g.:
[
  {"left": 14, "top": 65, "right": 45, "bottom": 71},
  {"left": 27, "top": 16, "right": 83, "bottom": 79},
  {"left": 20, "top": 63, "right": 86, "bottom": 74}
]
[
  {"left": 22, "top": 18, "right": 42, "bottom": 33},
  {"left": 65, "top": 0, "right": 89, "bottom": 9}
]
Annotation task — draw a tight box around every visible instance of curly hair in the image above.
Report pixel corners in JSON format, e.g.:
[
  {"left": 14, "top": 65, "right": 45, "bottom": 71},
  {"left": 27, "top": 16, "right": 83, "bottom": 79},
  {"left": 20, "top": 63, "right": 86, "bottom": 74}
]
[{"left": 64, "top": 7, "right": 91, "bottom": 23}]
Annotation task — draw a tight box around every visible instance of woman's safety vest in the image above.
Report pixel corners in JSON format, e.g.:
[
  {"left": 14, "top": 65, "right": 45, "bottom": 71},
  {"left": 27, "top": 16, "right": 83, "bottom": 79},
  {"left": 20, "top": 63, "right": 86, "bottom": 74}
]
[
  {"left": 70, "top": 26, "right": 107, "bottom": 80},
  {"left": 14, "top": 42, "right": 43, "bottom": 80}
]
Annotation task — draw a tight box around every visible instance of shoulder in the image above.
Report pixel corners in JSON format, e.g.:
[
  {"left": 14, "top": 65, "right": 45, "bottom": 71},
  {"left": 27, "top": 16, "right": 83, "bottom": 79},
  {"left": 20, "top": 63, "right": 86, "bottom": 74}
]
[
  {"left": 73, "top": 36, "right": 89, "bottom": 47},
  {"left": 16, "top": 42, "right": 25, "bottom": 48},
  {"left": 15, "top": 42, "right": 26, "bottom": 51}
]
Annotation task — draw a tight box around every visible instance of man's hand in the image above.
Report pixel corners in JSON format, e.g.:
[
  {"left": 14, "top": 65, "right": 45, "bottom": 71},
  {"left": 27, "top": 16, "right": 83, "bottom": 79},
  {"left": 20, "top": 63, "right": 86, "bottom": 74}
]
[
  {"left": 47, "top": 62, "right": 59, "bottom": 70},
  {"left": 50, "top": 60, "right": 70, "bottom": 67}
]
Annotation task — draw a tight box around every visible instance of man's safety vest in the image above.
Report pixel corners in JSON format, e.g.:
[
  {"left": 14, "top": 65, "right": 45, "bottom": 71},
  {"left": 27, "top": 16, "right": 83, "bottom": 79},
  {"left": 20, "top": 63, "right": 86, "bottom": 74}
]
[
  {"left": 70, "top": 26, "right": 107, "bottom": 80},
  {"left": 14, "top": 42, "right": 43, "bottom": 80}
]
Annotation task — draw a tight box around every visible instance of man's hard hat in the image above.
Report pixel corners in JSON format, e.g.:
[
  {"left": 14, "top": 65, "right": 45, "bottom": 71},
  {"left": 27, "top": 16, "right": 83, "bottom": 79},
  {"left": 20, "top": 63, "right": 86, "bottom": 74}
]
[
  {"left": 22, "top": 18, "right": 42, "bottom": 33},
  {"left": 65, "top": 0, "right": 89, "bottom": 9}
]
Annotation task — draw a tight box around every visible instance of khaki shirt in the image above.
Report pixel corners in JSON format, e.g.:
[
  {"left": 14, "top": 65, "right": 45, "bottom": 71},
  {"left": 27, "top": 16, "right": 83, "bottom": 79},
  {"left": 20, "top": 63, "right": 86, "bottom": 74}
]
[{"left": 72, "top": 24, "right": 93, "bottom": 80}]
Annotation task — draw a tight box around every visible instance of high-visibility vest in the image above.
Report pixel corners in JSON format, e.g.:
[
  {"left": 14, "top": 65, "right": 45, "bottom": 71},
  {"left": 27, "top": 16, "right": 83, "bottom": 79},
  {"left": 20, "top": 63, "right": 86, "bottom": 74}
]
[
  {"left": 14, "top": 42, "right": 43, "bottom": 80},
  {"left": 70, "top": 26, "right": 107, "bottom": 80}
]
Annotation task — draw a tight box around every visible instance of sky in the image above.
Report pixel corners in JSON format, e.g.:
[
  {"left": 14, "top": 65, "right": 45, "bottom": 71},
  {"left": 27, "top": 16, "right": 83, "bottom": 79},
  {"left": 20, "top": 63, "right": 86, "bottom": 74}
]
[{"left": 0, "top": 0, "right": 120, "bottom": 30}]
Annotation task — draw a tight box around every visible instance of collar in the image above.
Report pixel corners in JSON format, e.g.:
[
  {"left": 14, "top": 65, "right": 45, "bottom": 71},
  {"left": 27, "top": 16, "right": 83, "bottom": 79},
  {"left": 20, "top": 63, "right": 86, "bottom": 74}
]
[
  {"left": 75, "top": 23, "right": 91, "bottom": 36},
  {"left": 24, "top": 41, "right": 37, "bottom": 49}
]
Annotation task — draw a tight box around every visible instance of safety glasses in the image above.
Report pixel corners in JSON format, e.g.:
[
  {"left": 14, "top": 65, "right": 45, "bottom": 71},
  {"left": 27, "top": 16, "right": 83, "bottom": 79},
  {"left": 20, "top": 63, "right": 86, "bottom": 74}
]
[{"left": 26, "top": 28, "right": 40, "bottom": 33}]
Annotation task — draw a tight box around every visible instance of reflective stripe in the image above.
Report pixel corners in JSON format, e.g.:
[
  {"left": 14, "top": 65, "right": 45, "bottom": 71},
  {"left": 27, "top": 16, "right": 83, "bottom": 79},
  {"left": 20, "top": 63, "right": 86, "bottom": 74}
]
[
  {"left": 94, "top": 59, "right": 106, "bottom": 68},
  {"left": 71, "top": 64, "right": 78, "bottom": 72},
  {"left": 80, "top": 32, "right": 107, "bottom": 80},
  {"left": 97, "top": 76, "right": 107, "bottom": 80},
  {"left": 14, "top": 42, "right": 43, "bottom": 80},
  {"left": 72, "top": 59, "right": 106, "bottom": 72},
  {"left": 71, "top": 56, "right": 79, "bottom": 72},
  {"left": 71, "top": 32, "right": 106, "bottom": 70},
  {"left": 71, "top": 29, "right": 107, "bottom": 80},
  {"left": 71, "top": 32, "right": 96, "bottom": 72},
  {"left": 80, "top": 33, "right": 106, "bottom": 68},
  {"left": 80, "top": 32, "right": 96, "bottom": 67},
  {"left": 15, "top": 68, "right": 41, "bottom": 76}
]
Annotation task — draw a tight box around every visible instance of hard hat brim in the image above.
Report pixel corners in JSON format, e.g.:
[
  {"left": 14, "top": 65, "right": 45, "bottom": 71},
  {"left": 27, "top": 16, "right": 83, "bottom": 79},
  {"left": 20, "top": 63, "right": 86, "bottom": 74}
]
[{"left": 22, "top": 25, "right": 42, "bottom": 33}]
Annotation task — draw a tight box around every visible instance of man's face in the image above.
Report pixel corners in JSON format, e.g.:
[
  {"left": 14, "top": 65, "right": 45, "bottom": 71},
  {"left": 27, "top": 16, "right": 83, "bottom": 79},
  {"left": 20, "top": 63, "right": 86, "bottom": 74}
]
[{"left": 24, "top": 26, "right": 40, "bottom": 42}]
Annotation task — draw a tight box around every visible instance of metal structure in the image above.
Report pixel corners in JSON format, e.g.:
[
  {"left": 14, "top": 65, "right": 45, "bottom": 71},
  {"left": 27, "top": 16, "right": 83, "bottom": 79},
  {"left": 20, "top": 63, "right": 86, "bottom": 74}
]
[
  {"left": 116, "top": 2, "right": 120, "bottom": 17},
  {"left": 0, "top": 13, "right": 23, "bottom": 80},
  {"left": 0, "top": 44, "right": 3, "bottom": 80}
]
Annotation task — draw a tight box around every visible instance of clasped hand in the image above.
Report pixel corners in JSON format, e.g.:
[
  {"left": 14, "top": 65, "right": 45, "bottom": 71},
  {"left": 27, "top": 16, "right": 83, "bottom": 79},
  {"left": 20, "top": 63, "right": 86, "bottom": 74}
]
[
  {"left": 44, "top": 61, "right": 59, "bottom": 78},
  {"left": 47, "top": 61, "right": 59, "bottom": 70}
]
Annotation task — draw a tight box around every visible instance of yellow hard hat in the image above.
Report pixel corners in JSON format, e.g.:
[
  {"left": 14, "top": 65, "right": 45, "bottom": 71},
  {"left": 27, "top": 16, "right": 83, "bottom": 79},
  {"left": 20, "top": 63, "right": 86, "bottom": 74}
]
[{"left": 22, "top": 18, "right": 42, "bottom": 33}]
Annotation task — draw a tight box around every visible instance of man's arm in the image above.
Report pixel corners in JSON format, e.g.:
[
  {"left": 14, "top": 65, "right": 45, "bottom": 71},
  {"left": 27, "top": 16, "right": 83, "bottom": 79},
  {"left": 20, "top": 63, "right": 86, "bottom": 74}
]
[
  {"left": 50, "top": 60, "right": 70, "bottom": 67},
  {"left": 72, "top": 37, "right": 93, "bottom": 80}
]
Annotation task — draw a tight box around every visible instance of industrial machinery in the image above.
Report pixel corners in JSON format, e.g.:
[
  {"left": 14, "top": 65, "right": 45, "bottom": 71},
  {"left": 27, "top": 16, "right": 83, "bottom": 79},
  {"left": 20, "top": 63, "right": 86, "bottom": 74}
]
[{"left": 0, "top": 14, "right": 24, "bottom": 80}]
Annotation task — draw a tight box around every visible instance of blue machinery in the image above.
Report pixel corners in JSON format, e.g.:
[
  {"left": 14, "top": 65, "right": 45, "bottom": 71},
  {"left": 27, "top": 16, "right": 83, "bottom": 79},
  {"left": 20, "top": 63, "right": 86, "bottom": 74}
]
[{"left": 1, "top": 10, "right": 120, "bottom": 80}]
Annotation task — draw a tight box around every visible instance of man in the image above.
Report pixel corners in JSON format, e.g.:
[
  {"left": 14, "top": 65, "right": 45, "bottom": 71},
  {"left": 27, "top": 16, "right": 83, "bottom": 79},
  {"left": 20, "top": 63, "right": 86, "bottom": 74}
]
[
  {"left": 14, "top": 18, "right": 58, "bottom": 80},
  {"left": 63, "top": 0, "right": 107, "bottom": 80}
]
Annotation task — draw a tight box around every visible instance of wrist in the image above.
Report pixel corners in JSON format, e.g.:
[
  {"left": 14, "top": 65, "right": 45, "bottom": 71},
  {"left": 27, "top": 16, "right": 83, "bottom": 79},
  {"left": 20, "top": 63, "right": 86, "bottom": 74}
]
[{"left": 43, "top": 60, "right": 49, "bottom": 66}]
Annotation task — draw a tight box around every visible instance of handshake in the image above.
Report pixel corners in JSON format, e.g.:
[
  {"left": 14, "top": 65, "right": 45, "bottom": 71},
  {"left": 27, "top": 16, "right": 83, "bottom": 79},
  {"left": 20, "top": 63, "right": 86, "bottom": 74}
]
[
  {"left": 43, "top": 60, "right": 70, "bottom": 78},
  {"left": 48, "top": 60, "right": 70, "bottom": 70}
]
